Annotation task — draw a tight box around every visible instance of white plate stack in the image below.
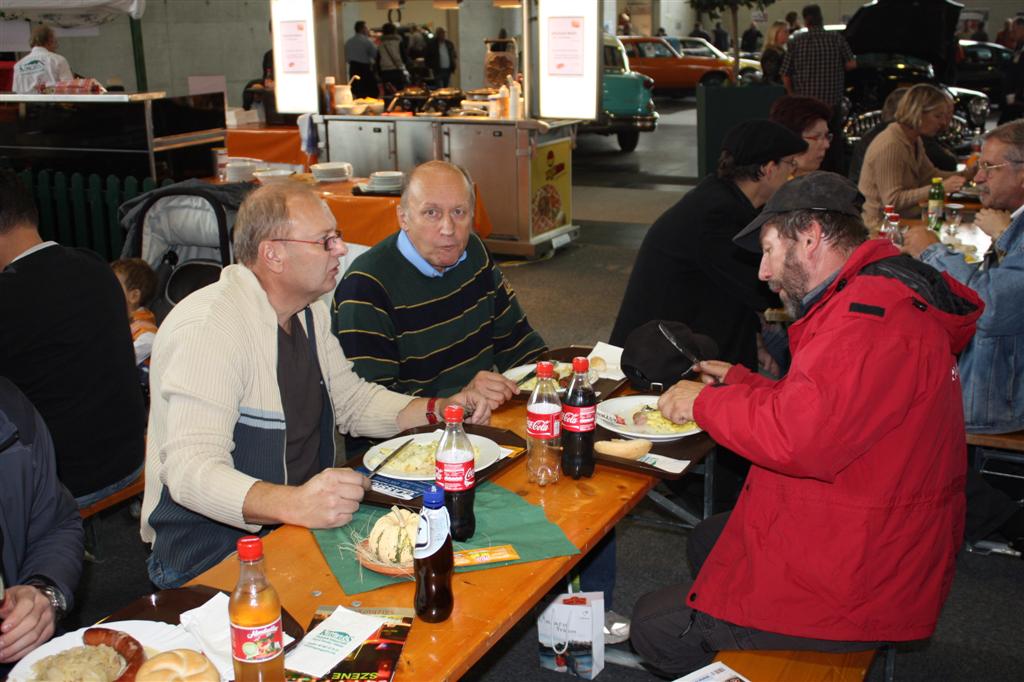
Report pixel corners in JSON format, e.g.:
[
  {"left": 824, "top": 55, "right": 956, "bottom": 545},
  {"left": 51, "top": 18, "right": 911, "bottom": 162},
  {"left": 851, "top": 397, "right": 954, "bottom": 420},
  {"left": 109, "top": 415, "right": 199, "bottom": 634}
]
[
  {"left": 310, "top": 162, "right": 353, "bottom": 183},
  {"left": 366, "top": 171, "right": 404, "bottom": 192}
]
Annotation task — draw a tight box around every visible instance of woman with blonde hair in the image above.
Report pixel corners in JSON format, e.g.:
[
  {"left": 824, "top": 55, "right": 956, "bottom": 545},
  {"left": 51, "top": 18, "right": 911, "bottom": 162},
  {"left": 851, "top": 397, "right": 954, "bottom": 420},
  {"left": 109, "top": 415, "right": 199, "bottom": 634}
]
[
  {"left": 760, "top": 21, "right": 789, "bottom": 85},
  {"left": 858, "top": 83, "right": 966, "bottom": 230}
]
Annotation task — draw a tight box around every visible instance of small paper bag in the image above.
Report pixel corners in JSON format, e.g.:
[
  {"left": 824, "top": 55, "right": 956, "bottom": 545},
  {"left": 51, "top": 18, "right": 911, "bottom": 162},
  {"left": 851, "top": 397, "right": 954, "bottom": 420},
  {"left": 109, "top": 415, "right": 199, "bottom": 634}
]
[{"left": 537, "top": 591, "right": 605, "bottom": 679}]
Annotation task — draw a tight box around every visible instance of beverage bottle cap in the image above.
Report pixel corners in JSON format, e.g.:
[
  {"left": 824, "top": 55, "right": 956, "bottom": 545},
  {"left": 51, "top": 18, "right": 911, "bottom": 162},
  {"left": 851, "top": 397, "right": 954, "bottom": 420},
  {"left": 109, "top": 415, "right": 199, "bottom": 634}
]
[
  {"left": 933, "top": 177, "right": 942, "bottom": 183},
  {"left": 237, "top": 535, "right": 263, "bottom": 561},
  {"left": 443, "top": 404, "right": 464, "bottom": 423},
  {"left": 536, "top": 361, "right": 554, "bottom": 378},
  {"left": 572, "top": 356, "right": 589, "bottom": 373},
  {"left": 423, "top": 484, "right": 445, "bottom": 509},
  {"left": 889, "top": 212, "right": 900, "bottom": 221}
]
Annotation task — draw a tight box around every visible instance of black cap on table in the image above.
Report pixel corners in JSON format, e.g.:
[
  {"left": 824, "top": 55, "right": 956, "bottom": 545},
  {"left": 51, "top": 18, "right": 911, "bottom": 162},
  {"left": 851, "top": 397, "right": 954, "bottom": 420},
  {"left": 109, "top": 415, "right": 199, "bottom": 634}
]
[{"left": 733, "top": 171, "right": 866, "bottom": 253}]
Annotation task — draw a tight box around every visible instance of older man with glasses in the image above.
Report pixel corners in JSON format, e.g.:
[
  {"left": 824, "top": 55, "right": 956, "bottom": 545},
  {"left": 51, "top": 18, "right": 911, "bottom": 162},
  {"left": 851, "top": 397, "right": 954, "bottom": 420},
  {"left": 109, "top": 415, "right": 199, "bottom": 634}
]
[
  {"left": 140, "top": 183, "right": 488, "bottom": 588},
  {"left": 903, "top": 120, "right": 1024, "bottom": 551}
]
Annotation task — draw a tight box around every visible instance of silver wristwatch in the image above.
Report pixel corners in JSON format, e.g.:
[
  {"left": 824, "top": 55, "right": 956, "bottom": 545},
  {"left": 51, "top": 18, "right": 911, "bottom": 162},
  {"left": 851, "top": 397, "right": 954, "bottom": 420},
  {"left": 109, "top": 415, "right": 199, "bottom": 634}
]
[{"left": 27, "top": 579, "right": 68, "bottom": 621}]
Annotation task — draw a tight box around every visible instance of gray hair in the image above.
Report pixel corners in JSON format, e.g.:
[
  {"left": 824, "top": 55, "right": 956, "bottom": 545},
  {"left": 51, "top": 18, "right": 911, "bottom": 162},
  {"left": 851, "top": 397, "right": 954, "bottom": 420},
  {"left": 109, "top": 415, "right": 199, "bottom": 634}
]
[
  {"left": 399, "top": 160, "right": 475, "bottom": 218},
  {"left": 769, "top": 209, "right": 868, "bottom": 255},
  {"left": 233, "top": 184, "right": 335, "bottom": 266},
  {"left": 985, "top": 120, "right": 1024, "bottom": 165}
]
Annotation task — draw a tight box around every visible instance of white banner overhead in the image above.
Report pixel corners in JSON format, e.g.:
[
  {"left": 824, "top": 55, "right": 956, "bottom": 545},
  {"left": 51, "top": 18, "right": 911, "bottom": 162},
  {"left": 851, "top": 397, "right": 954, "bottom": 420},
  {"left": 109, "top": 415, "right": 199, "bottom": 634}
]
[{"left": 0, "top": 0, "right": 146, "bottom": 28}]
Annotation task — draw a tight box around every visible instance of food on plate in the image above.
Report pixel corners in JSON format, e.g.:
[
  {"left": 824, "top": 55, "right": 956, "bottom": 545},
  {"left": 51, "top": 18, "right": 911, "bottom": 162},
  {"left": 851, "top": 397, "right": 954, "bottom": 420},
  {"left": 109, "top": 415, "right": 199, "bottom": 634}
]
[
  {"left": 589, "top": 356, "right": 607, "bottom": 372},
  {"left": 370, "top": 439, "right": 481, "bottom": 477},
  {"left": 594, "top": 438, "right": 652, "bottom": 460},
  {"left": 616, "top": 405, "right": 697, "bottom": 433},
  {"left": 367, "top": 506, "right": 419, "bottom": 565},
  {"left": 135, "top": 649, "right": 219, "bottom": 682},
  {"left": 31, "top": 644, "right": 125, "bottom": 681},
  {"left": 517, "top": 362, "right": 572, "bottom": 392}
]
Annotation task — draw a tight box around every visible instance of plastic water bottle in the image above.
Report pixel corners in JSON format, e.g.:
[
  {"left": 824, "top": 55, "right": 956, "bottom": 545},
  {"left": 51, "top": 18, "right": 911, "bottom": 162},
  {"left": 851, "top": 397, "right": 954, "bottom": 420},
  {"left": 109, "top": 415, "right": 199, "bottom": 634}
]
[
  {"left": 526, "top": 361, "right": 562, "bottom": 486},
  {"left": 435, "top": 404, "right": 475, "bottom": 541},
  {"left": 413, "top": 485, "right": 454, "bottom": 623}
]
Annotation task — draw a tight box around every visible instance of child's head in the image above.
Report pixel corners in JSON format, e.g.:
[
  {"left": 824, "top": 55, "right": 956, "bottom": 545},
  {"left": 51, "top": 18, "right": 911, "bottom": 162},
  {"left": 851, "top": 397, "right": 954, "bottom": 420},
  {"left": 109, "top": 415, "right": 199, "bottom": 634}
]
[{"left": 111, "top": 258, "right": 157, "bottom": 313}]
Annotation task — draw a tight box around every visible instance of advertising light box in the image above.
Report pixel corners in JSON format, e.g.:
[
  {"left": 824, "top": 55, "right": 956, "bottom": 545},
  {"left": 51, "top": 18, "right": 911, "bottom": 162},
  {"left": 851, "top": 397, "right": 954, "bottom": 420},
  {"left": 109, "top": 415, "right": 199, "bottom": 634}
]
[
  {"left": 537, "top": 0, "right": 599, "bottom": 120},
  {"left": 271, "top": 0, "right": 319, "bottom": 114}
]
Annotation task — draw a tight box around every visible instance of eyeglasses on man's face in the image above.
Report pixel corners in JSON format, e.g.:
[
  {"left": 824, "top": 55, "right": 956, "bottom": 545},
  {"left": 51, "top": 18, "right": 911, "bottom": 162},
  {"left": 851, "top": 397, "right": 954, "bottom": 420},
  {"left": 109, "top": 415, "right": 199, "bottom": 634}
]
[
  {"left": 977, "top": 160, "right": 1020, "bottom": 173},
  {"left": 271, "top": 232, "right": 344, "bottom": 251}
]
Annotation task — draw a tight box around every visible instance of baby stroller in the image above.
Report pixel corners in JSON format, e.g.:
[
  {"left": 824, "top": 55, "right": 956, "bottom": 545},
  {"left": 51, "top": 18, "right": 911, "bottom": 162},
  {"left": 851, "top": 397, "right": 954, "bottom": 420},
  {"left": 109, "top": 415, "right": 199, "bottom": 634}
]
[{"left": 120, "top": 180, "right": 253, "bottom": 323}]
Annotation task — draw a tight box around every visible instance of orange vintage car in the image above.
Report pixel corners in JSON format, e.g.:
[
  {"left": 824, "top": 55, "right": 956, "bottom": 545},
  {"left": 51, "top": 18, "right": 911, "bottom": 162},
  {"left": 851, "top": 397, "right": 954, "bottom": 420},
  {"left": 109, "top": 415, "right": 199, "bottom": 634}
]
[{"left": 619, "top": 36, "right": 761, "bottom": 94}]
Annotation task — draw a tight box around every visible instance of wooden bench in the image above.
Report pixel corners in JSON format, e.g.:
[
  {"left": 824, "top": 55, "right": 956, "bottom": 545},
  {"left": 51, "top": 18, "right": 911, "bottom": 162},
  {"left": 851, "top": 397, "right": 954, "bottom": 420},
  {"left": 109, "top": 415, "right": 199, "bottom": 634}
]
[
  {"left": 717, "top": 648, "right": 887, "bottom": 682},
  {"left": 967, "top": 430, "right": 1024, "bottom": 453},
  {"left": 78, "top": 472, "right": 145, "bottom": 519}
]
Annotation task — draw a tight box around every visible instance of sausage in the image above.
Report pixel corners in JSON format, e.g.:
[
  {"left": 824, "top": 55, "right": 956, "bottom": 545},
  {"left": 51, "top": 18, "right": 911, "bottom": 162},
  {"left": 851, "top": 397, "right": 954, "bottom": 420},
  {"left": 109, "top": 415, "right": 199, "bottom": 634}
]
[{"left": 82, "top": 627, "right": 145, "bottom": 682}]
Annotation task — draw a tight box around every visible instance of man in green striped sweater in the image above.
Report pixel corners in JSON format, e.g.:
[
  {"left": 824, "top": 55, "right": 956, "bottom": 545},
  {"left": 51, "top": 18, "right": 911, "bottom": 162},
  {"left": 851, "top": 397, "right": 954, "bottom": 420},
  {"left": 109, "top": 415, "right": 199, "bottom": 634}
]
[{"left": 333, "top": 161, "right": 545, "bottom": 416}]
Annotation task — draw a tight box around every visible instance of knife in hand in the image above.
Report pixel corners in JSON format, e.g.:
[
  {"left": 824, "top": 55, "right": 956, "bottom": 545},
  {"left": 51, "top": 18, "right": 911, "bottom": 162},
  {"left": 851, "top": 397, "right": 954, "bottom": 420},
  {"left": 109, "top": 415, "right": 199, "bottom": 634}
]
[
  {"left": 658, "top": 322, "right": 701, "bottom": 368},
  {"left": 366, "top": 437, "right": 416, "bottom": 480}
]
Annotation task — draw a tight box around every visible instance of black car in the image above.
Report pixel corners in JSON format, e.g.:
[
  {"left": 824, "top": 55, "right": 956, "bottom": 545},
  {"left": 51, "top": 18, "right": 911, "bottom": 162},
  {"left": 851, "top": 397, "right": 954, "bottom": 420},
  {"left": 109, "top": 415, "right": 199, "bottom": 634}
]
[
  {"left": 841, "top": 0, "right": 989, "bottom": 152},
  {"left": 955, "top": 40, "right": 1015, "bottom": 107}
]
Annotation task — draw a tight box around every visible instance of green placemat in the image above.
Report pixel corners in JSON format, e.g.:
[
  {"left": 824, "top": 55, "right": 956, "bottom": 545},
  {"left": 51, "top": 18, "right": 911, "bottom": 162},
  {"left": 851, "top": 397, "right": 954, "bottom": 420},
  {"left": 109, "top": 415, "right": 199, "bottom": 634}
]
[{"left": 313, "top": 482, "right": 580, "bottom": 595}]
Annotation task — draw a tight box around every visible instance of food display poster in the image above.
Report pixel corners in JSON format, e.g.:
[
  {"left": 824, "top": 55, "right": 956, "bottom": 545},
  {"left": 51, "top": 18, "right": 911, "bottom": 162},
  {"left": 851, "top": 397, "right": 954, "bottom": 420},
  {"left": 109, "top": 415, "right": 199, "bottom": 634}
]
[
  {"left": 280, "top": 21, "right": 310, "bottom": 74},
  {"left": 547, "top": 17, "right": 584, "bottom": 76},
  {"left": 537, "top": 0, "right": 599, "bottom": 120},
  {"left": 270, "top": 0, "right": 319, "bottom": 114},
  {"left": 530, "top": 138, "right": 573, "bottom": 237}
]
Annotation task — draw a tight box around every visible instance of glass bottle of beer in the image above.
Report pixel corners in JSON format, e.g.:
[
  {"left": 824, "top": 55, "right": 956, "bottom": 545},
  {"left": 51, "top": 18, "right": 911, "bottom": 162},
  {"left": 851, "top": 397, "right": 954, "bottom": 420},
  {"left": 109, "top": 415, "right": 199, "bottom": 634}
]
[
  {"left": 229, "top": 536, "right": 285, "bottom": 682},
  {"left": 927, "top": 177, "right": 945, "bottom": 232}
]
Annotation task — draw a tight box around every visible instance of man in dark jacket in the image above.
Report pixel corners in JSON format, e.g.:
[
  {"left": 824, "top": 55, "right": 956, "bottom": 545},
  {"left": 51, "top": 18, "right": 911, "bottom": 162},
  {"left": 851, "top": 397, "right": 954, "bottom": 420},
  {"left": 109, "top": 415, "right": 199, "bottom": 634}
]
[
  {"left": 634, "top": 172, "right": 983, "bottom": 676},
  {"left": 426, "top": 27, "right": 457, "bottom": 87},
  {"left": 0, "top": 378, "right": 83, "bottom": 669},
  {"left": 611, "top": 120, "right": 805, "bottom": 372},
  {"left": 0, "top": 171, "right": 145, "bottom": 506}
]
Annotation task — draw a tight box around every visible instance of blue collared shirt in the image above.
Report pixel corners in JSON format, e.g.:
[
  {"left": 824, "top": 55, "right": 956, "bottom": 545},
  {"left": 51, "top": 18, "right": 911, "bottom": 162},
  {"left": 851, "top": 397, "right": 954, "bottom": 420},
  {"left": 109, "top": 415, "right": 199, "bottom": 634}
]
[{"left": 397, "top": 230, "right": 467, "bottom": 278}]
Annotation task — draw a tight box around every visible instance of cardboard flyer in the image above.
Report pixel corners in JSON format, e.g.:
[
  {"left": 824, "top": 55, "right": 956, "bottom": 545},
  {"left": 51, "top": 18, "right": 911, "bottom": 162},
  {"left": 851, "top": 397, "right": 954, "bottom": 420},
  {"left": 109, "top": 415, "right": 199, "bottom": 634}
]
[
  {"left": 672, "top": 662, "right": 751, "bottom": 682},
  {"left": 285, "top": 606, "right": 413, "bottom": 681}
]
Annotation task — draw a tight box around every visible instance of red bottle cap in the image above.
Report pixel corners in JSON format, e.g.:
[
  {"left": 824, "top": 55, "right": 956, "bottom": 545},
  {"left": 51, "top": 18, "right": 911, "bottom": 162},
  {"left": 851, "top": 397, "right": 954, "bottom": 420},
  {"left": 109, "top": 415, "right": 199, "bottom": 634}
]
[
  {"left": 572, "top": 356, "right": 589, "bottom": 373},
  {"left": 536, "top": 361, "right": 554, "bottom": 378},
  {"left": 237, "top": 535, "right": 263, "bottom": 561},
  {"left": 444, "top": 404, "right": 464, "bottom": 422}
]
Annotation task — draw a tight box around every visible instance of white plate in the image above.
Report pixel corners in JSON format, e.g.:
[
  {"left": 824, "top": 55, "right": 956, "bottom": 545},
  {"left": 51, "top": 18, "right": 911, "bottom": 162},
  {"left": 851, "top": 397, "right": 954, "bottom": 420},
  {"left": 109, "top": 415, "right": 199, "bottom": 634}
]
[
  {"left": 9, "top": 620, "right": 200, "bottom": 681},
  {"left": 596, "top": 395, "right": 702, "bottom": 442},
  {"left": 503, "top": 362, "right": 573, "bottom": 394},
  {"left": 363, "top": 431, "right": 501, "bottom": 481},
  {"left": 356, "top": 183, "right": 401, "bottom": 195}
]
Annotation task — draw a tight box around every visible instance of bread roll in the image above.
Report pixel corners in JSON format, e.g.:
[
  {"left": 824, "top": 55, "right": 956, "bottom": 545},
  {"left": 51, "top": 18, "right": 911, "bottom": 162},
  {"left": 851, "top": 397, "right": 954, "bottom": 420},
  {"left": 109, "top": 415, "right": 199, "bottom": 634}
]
[
  {"left": 135, "top": 649, "right": 220, "bottom": 681},
  {"left": 589, "top": 356, "right": 607, "bottom": 372},
  {"left": 594, "top": 438, "right": 652, "bottom": 460}
]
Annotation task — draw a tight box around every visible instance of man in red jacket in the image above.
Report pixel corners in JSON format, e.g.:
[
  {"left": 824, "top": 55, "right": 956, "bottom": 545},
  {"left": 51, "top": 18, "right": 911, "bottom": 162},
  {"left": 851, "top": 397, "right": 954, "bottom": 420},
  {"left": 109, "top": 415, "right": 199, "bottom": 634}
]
[{"left": 630, "top": 172, "right": 983, "bottom": 676}]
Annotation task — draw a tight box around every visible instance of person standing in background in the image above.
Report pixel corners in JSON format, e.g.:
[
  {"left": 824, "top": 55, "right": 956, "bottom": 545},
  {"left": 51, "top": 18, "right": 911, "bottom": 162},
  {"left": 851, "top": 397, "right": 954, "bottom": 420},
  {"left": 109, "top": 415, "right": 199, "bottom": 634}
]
[
  {"left": 376, "top": 22, "right": 408, "bottom": 94},
  {"left": 741, "top": 22, "right": 763, "bottom": 53},
  {"left": 759, "top": 21, "right": 790, "bottom": 85},
  {"left": 785, "top": 11, "right": 801, "bottom": 34},
  {"left": 12, "top": 24, "right": 72, "bottom": 94},
  {"left": 426, "top": 27, "right": 457, "bottom": 88},
  {"left": 345, "top": 21, "right": 378, "bottom": 99}
]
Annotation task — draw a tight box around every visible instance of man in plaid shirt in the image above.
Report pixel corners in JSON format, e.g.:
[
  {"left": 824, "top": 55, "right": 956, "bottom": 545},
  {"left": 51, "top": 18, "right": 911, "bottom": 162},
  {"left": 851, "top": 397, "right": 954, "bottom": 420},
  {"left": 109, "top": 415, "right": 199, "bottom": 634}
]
[{"left": 780, "top": 4, "right": 856, "bottom": 172}]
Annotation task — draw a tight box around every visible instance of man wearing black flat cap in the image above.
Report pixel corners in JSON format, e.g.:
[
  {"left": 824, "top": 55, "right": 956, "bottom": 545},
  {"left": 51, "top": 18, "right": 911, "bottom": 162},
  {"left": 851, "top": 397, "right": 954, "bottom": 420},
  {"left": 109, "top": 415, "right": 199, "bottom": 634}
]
[
  {"left": 611, "top": 120, "right": 806, "bottom": 374},
  {"left": 630, "top": 172, "right": 984, "bottom": 676}
]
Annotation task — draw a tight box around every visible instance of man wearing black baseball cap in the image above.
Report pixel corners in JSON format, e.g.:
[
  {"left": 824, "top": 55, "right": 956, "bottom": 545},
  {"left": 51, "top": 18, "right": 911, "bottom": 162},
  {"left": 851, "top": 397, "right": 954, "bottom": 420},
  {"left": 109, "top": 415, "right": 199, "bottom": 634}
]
[
  {"left": 611, "top": 119, "right": 806, "bottom": 373},
  {"left": 630, "top": 172, "right": 985, "bottom": 676}
]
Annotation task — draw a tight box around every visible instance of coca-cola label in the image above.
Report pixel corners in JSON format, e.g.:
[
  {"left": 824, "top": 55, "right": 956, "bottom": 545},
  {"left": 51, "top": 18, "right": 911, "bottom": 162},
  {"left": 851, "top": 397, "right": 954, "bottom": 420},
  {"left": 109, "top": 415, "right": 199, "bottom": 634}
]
[
  {"left": 436, "top": 459, "right": 475, "bottom": 491},
  {"left": 562, "top": 404, "right": 596, "bottom": 432},
  {"left": 527, "top": 406, "right": 561, "bottom": 439},
  {"left": 230, "top": 618, "right": 283, "bottom": 662}
]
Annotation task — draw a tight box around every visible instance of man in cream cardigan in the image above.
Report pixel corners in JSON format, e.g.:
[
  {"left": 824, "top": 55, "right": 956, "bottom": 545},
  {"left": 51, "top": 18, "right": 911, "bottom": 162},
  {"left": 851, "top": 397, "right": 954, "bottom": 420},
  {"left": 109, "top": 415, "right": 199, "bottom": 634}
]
[{"left": 141, "top": 184, "right": 489, "bottom": 588}]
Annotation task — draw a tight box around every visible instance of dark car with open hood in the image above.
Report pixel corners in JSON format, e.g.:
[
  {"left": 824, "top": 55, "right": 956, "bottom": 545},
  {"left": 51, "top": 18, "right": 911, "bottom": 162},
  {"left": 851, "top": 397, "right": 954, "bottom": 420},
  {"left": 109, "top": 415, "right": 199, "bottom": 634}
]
[{"left": 839, "top": 0, "right": 990, "bottom": 153}]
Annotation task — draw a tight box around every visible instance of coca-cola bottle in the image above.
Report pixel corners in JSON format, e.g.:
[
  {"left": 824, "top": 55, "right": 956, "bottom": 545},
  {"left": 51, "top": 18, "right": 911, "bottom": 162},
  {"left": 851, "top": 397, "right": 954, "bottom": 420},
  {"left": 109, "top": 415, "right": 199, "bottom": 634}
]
[
  {"left": 435, "top": 404, "right": 475, "bottom": 541},
  {"left": 414, "top": 485, "right": 454, "bottom": 623},
  {"left": 526, "top": 361, "right": 562, "bottom": 486},
  {"left": 561, "top": 357, "right": 596, "bottom": 479}
]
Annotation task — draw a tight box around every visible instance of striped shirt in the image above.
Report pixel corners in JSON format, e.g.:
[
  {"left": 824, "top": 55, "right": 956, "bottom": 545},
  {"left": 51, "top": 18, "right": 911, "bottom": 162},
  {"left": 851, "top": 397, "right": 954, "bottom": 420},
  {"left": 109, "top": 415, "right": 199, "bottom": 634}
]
[
  {"left": 780, "top": 27, "right": 854, "bottom": 107},
  {"left": 333, "top": 232, "right": 546, "bottom": 397}
]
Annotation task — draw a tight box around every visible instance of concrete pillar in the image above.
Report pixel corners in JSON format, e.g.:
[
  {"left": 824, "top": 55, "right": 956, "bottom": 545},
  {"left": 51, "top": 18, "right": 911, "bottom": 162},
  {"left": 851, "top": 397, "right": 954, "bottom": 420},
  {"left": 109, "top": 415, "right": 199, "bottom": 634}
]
[
  {"left": 601, "top": 0, "right": 618, "bottom": 34},
  {"left": 652, "top": 0, "right": 694, "bottom": 37}
]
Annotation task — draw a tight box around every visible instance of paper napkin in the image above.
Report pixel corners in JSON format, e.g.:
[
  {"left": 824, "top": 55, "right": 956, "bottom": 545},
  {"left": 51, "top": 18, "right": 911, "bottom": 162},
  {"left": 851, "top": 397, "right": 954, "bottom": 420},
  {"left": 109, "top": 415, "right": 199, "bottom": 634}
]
[
  {"left": 588, "top": 342, "right": 626, "bottom": 380},
  {"left": 179, "top": 592, "right": 295, "bottom": 680}
]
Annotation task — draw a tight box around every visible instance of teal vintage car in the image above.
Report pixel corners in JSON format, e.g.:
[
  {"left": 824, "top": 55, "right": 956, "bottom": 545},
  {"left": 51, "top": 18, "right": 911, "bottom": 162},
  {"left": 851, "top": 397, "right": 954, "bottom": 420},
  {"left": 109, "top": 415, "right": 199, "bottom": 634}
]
[{"left": 578, "top": 34, "right": 658, "bottom": 152}]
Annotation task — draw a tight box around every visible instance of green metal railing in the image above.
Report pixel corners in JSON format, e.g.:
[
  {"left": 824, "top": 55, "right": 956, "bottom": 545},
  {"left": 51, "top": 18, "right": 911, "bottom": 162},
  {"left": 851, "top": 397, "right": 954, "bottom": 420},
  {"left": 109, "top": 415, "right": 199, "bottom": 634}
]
[{"left": 17, "top": 170, "right": 173, "bottom": 261}]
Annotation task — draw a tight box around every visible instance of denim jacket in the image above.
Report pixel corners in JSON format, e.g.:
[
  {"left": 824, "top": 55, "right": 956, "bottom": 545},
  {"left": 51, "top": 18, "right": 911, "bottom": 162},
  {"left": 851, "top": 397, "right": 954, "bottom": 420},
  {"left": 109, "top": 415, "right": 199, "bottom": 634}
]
[{"left": 920, "top": 209, "right": 1024, "bottom": 433}]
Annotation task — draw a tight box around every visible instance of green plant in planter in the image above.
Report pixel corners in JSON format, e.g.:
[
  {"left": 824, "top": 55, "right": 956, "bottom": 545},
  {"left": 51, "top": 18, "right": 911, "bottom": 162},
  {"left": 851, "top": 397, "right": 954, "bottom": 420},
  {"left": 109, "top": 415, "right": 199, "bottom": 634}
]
[{"left": 690, "top": 0, "right": 776, "bottom": 83}]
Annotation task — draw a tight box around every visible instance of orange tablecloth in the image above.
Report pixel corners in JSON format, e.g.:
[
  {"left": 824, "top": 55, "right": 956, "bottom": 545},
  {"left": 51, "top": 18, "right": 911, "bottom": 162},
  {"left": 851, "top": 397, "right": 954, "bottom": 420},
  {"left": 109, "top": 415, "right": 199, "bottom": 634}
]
[
  {"left": 317, "top": 178, "right": 493, "bottom": 246},
  {"left": 226, "top": 123, "right": 306, "bottom": 166}
]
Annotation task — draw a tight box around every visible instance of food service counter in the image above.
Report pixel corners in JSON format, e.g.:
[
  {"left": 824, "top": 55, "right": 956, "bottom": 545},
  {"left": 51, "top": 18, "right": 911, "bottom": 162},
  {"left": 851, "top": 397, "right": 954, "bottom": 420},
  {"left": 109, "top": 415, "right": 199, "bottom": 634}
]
[
  {"left": 315, "top": 114, "right": 579, "bottom": 257},
  {"left": 0, "top": 91, "right": 226, "bottom": 182}
]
